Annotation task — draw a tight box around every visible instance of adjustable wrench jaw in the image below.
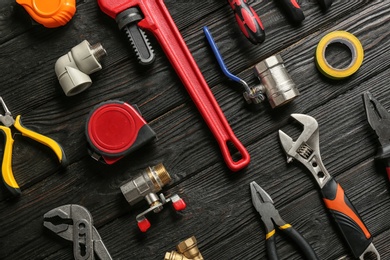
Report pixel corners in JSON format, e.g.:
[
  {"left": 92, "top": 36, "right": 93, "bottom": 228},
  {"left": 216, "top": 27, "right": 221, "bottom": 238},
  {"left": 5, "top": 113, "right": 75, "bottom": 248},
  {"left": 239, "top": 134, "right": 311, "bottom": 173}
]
[{"left": 279, "top": 114, "right": 331, "bottom": 188}]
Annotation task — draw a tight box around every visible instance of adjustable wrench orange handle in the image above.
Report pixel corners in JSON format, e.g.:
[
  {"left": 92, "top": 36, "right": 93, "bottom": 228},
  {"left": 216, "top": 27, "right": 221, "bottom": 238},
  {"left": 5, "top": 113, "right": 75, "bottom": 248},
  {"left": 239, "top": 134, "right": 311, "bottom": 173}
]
[
  {"left": 322, "top": 178, "right": 374, "bottom": 259},
  {"left": 98, "top": 0, "right": 250, "bottom": 171}
]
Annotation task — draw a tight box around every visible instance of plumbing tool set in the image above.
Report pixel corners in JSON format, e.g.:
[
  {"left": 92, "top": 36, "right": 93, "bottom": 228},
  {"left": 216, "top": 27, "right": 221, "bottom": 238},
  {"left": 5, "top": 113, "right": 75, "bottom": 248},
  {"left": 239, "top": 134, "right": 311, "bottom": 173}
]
[{"left": 3, "top": 0, "right": 386, "bottom": 259}]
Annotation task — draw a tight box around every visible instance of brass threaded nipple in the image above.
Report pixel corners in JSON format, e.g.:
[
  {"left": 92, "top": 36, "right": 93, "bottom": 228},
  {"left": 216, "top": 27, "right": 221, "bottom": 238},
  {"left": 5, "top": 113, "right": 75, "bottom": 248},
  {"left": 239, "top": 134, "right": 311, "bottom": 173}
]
[
  {"left": 90, "top": 43, "right": 107, "bottom": 62},
  {"left": 153, "top": 163, "right": 171, "bottom": 186}
]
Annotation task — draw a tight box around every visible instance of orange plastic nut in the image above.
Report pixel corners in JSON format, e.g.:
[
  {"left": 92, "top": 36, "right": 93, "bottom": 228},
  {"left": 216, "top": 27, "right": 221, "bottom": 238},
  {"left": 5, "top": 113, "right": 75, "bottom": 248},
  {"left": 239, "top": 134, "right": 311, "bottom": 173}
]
[{"left": 16, "top": 0, "right": 76, "bottom": 28}]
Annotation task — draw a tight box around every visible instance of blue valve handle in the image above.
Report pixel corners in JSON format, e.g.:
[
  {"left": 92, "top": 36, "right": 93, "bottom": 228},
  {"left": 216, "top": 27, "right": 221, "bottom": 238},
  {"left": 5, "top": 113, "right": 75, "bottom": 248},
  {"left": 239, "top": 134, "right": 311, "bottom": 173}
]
[{"left": 203, "top": 26, "right": 247, "bottom": 87}]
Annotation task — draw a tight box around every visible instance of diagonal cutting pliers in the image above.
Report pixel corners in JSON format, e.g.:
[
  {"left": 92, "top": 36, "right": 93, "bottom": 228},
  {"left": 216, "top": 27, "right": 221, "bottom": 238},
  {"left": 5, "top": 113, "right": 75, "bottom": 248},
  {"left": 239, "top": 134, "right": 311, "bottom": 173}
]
[
  {"left": 43, "top": 204, "right": 112, "bottom": 260},
  {"left": 250, "top": 181, "right": 319, "bottom": 260},
  {"left": 0, "top": 97, "right": 67, "bottom": 196},
  {"left": 363, "top": 91, "right": 390, "bottom": 181}
]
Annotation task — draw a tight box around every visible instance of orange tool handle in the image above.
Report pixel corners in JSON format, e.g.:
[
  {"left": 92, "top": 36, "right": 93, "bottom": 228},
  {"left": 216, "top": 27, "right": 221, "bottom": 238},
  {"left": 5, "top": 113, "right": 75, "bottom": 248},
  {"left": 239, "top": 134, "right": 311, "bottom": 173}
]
[{"left": 322, "top": 178, "right": 372, "bottom": 258}]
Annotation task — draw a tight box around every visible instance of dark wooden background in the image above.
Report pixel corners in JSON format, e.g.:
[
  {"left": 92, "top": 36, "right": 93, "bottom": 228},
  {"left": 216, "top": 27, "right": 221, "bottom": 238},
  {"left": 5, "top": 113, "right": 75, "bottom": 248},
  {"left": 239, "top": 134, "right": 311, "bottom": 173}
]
[{"left": 0, "top": 0, "right": 389, "bottom": 259}]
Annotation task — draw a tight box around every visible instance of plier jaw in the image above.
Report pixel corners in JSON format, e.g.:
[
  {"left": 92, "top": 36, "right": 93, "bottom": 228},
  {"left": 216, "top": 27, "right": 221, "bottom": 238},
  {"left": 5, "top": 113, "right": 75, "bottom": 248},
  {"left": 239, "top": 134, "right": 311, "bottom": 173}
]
[
  {"left": 250, "top": 182, "right": 285, "bottom": 234},
  {"left": 43, "top": 204, "right": 88, "bottom": 241},
  {"left": 0, "top": 96, "right": 67, "bottom": 196},
  {"left": 43, "top": 204, "right": 113, "bottom": 260},
  {"left": 363, "top": 91, "right": 390, "bottom": 181},
  {"left": 363, "top": 92, "right": 390, "bottom": 149},
  {"left": 250, "top": 181, "right": 319, "bottom": 260},
  {"left": 0, "top": 97, "right": 15, "bottom": 127}
]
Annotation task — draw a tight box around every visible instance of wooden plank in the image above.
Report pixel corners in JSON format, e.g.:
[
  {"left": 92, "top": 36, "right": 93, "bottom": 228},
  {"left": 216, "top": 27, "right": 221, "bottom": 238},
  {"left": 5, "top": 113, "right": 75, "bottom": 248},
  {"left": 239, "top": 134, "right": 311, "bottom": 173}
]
[{"left": 0, "top": 0, "right": 389, "bottom": 259}]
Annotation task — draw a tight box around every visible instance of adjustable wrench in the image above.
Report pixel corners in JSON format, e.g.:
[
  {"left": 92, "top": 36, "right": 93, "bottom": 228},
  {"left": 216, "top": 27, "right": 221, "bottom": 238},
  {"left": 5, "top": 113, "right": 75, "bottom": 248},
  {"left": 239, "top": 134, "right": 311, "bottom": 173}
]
[
  {"left": 97, "top": 0, "right": 250, "bottom": 171},
  {"left": 279, "top": 114, "right": 380, "bottom": 260}
]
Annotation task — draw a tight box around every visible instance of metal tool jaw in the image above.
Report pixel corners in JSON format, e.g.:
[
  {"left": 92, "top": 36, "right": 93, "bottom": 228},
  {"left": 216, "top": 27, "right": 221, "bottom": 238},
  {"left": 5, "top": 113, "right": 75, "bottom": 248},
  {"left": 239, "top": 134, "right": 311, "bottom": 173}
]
[
  {"left": 43, "top": 204, "right": 112, "bottom": 260},
  {"left": 250, "top": 182, "right": 285, "bottom": 233},
  {"left": 0, "top": 97, "right": 14, "bottom": 127},
  {"left": 363, "top": 91, "right": 390, "bottom": 153},
  {"left": 278, "top": 114, "right": 331, "bottom": 188}
]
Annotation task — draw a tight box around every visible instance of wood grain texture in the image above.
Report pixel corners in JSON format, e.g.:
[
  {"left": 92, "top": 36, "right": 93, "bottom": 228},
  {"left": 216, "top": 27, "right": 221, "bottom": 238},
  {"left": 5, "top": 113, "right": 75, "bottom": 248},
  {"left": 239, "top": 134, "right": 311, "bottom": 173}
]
[{"left": 0, "top": 0, "right": 389, "bottom": 259}]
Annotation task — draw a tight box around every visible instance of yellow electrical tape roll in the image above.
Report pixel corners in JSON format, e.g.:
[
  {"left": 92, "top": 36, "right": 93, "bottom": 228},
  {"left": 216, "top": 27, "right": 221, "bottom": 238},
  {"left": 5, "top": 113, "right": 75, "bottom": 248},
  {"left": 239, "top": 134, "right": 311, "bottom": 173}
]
[{"left": 315, "top": 31, "right": 364, "bottom": 79}]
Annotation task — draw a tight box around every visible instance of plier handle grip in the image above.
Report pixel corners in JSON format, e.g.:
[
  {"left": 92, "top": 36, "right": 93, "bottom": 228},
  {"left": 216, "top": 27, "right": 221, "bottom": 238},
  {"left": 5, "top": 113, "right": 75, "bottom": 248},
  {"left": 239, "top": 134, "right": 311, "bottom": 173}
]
[
  {"left": 250, "top": 181, "right": 319, "bottom": 260},
  {"left": 0, "top": 97, "right": 67, "bottom": 196}
]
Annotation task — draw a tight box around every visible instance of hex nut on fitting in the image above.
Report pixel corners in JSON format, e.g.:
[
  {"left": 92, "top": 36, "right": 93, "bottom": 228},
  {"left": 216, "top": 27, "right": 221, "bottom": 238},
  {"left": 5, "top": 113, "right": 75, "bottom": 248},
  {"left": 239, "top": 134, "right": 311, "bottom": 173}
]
[
  {"left": 254, "top": 54, "right": 299, "bottom": 108},
  {"left": 164, "top": 251, "right": 191, "bottom": 260},
  {"left": 120, "top": 163, "right": 171, "bottom": 205},
  {"left": 55, "top": 40, "right": 107, "bottom": 96},
  {"left": 176, "top": 236, "right": 203, "bottom": 260}
]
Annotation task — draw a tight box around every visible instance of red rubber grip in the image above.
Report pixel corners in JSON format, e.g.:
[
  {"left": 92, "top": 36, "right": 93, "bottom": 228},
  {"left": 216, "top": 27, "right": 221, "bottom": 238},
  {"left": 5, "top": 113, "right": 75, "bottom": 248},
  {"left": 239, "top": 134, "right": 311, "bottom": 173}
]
[
  {"left": 386, "top": 167, "right": 390, "bottom": 181},
  {"left": 228, "top": 0, "right": 265, "bottom": 44},
  {"left": 137, "top": 218, "right": 151, "bottom": 232}
]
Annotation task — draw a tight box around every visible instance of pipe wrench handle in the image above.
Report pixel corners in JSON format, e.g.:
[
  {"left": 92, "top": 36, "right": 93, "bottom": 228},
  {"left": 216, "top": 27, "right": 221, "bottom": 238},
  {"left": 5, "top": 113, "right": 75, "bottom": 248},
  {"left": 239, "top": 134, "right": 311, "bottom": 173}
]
[
  {"left": 321, "top": 178, "right": 379, "bottom": 259},
  {"left": 98, "top": 0, "right": 250, "bottom": 171}
]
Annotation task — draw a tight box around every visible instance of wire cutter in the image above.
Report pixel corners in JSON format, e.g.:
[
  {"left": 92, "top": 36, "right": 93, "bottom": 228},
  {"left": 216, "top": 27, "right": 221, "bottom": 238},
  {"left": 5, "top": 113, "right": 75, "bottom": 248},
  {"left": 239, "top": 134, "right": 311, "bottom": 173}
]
[
  {"left": 0, "top": 97, "right": 67, "bottom": 196},
  {"left": 250, "top": 181, "right": 318, "bottom": 260},
  {"left": 43, "top": 204, "right": 113, "bottom": 260},
  {"left": 279, "top": 114, "right": 380, "bottom": 259},
  {"left": 363, "top": 91, "right": 390, "bottom": 181}
]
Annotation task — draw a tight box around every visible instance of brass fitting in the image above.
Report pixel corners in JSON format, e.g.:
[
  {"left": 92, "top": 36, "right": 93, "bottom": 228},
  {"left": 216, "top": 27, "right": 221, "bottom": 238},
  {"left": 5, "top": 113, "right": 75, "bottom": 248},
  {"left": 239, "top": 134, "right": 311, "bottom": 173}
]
[
  {"left": 165, "top": 236, "right": 203, "bottom": 260},
  {"left": 253, "top": 54, "right": 299, "bottom": 108},
  {"left": 121, "top": 163, "right": 186, "bottom": 232},
  {"left": 164, "top": 251, "right": 191, "bottom": 260}
]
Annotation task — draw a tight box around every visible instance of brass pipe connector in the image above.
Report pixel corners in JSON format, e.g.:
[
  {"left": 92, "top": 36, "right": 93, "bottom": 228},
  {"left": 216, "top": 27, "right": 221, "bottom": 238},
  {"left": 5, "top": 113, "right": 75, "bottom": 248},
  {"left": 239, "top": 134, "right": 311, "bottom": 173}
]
[
  {"left": 121, "top": 163, "right": 186, "bottom": 232},
  {"left": 164, "top": 251, "right": 191, "bottom": 260},
  {"left": 164, "top": 236, "right": 203, "bottom": 260}
]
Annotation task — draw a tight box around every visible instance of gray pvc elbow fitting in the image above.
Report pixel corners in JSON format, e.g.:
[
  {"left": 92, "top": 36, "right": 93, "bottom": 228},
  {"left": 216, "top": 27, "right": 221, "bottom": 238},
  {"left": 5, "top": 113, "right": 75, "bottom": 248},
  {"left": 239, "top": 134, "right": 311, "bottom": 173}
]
[{"left": 55, "top": 40, "right": 107, "bottom": 96}]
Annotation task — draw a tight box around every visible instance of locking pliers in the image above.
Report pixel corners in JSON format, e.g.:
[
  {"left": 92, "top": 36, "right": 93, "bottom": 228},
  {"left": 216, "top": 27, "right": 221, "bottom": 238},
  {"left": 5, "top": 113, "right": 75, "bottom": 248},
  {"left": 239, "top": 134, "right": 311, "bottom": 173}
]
[
  {"left": 279, "top": 114, "right": 380, "bottom": 260},
  {"left": 43, "top": 204, "right": 112, "bottom": 260}
]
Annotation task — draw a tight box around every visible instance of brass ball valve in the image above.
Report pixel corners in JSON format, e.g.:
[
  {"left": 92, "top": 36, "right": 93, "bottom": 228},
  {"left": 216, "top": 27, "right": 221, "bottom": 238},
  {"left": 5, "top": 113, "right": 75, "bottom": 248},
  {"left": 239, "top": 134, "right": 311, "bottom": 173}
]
[{"left": 120, "top": 163, "right": 186, "bottom": 232}]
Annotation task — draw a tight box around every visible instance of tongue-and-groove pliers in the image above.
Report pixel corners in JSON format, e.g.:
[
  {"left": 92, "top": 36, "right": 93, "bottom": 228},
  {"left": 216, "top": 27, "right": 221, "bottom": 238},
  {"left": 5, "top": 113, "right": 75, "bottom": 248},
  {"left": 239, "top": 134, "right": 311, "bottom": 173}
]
[{"left": 43, "top": 204, "right": 112, "bottom": 260}]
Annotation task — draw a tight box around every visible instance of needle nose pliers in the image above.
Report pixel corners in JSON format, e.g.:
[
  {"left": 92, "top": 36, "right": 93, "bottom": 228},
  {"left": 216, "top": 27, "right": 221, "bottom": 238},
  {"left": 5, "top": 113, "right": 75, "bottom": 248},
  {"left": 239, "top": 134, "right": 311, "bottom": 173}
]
[
  {"left": 250, "top": 181, "right": 319, "bottom": 260},
  {"left": 0, "top": 97, "right": 67, "bottom": 196},
  {"left": 363, "top": 91, "right": 390, "bottom": 181}
]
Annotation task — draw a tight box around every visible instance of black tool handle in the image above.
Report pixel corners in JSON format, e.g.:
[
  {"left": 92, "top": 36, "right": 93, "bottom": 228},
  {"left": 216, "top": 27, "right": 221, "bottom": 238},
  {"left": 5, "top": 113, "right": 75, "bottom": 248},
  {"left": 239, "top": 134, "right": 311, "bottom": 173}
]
[
  {"left": 377, "top": 147, "right": 390, "bottom": 182},
  {"left": 321, "top": 178, "right": 373, "bottom": 258},
  {"left": 266, "top": 232, "right": 278, "bottom": 260},
  {"left": 227, "top": 0, "right": 265, "bottom": 44},
  {"left": 276, "top": 0, "right": 305, "bottom": 23},
  {"left": 266, "top": 226, "right": 318, "bottom": 260},
  {"left": 282, "top": 225, "right": 319, "bottom": 259},
  {"left": 317, "top": 0, "right": 332, "bottom": 11}
]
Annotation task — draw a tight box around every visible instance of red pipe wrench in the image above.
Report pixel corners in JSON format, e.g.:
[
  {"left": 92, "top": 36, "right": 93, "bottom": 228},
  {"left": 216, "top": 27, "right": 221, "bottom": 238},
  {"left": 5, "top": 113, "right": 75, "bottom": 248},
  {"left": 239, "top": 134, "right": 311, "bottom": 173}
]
[{"left": 97, "top": 0, "right": 250, "bottom": 171}]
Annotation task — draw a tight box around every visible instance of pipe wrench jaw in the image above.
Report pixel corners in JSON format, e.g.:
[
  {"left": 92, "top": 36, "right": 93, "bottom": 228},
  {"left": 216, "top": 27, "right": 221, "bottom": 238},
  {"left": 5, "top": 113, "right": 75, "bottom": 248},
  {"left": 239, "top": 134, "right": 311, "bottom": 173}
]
[{"left": 279, "top": 114, "right": 331, "bottom": 188}]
